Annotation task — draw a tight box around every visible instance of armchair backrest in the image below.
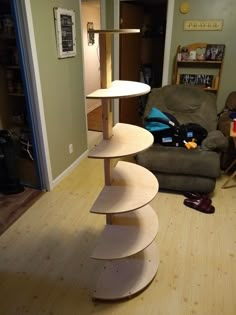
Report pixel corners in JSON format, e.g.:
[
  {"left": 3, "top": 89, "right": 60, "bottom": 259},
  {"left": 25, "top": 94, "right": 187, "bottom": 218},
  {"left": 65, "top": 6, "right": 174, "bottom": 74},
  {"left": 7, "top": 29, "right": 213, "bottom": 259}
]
[
  {"left": 225, "top": 91, "right": 236, "bottom": 111},
  {"left": 143, "top": 85, "right": 218, "bottom": 132}
]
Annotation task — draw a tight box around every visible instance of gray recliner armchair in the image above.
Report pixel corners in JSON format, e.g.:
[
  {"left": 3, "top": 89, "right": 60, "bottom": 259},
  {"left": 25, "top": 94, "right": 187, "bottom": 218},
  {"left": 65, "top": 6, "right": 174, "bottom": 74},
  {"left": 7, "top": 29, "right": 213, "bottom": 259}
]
[{"left": 136, "top": 85, "right": 228, "bottom": 193}]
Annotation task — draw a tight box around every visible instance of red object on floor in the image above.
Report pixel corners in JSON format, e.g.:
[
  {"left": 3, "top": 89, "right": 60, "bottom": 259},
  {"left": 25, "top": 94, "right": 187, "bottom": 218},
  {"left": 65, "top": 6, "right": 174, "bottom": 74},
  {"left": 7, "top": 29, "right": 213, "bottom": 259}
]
[
  {"left": 233, "top": 120, "right": 236, "bottom": 132},
  {"left": 183, "top": 197, "right": 215, "bottom": 214}
]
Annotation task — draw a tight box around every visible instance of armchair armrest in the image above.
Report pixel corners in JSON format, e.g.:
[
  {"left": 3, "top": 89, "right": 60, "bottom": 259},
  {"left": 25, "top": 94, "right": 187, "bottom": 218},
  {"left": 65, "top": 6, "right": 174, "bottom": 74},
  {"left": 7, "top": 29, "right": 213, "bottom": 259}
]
[{"left": 201, "top": 130, "right": 228, "bottom": 152}]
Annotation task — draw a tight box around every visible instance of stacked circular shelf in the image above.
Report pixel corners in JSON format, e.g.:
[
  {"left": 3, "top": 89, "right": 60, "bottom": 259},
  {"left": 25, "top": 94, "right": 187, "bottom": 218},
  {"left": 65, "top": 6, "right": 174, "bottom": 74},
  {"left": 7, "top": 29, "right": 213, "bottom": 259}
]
[{"left": 86, "top": 29, "right": 159, "bottom": 300}]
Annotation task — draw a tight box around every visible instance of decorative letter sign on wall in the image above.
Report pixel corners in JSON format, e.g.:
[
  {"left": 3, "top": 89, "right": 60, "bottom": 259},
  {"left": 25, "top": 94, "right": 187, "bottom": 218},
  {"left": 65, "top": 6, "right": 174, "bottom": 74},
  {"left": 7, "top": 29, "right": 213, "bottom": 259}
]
[
  {"left": 184, "top": 20, "right": 223, "bottom": 31},
  {"left": 179, "top": 74, "right": 214, "bottom": 88}
]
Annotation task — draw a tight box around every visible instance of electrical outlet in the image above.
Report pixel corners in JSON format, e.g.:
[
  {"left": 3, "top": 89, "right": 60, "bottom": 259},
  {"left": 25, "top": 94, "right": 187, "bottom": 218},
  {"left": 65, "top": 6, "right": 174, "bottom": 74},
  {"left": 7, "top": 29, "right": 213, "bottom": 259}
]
[{"left": 69, "top": 143, "right": 73, "bottom": 154}]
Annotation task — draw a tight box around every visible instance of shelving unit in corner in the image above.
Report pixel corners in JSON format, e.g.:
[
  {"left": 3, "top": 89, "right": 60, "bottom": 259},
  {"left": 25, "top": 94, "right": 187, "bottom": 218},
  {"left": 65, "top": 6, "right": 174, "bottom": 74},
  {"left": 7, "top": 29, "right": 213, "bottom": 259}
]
[
  {"left": 86, "top": 29, "right": 160, "bottom": 301},
  {"left": 173, "top": 43, "right": 225, "bottom": 94}
]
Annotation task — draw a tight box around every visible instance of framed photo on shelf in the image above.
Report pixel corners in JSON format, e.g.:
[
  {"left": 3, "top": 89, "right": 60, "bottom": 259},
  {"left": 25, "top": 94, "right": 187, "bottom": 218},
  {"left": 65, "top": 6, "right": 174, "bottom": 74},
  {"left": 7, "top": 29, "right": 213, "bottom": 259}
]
[
  {"left": 205, "top": 44, "right": 225, "bottom": 61},
  {"left": 179, "top": 74, "right": 214, "bottom": 88},
  {"left": 54, "top": 7, "right": 76, "bottom": 58}
]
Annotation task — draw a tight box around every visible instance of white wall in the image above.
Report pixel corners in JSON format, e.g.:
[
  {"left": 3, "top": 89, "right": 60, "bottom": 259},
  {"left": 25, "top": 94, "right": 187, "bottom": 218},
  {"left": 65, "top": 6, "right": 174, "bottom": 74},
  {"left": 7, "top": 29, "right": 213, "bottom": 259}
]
[{"left": 81, "top": 1, "right": 101, "bottom": 113}]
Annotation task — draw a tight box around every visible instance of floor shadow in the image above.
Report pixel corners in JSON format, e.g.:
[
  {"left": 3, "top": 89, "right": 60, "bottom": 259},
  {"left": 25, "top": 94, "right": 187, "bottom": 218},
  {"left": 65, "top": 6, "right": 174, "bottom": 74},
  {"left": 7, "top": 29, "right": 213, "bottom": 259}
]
[{"left": 0, "top": 228, "right": 119, "bottom": 314}]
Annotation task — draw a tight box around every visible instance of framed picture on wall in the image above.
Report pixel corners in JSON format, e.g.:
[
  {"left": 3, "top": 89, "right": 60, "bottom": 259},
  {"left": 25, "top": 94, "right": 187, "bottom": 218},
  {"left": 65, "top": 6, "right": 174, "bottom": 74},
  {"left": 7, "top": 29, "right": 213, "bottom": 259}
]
[
  {"left": 205, "top": 44, "right": 225, "bottom": 61},
  {"left": 54, "top": 7, "right": 76, "bottom": 58}
]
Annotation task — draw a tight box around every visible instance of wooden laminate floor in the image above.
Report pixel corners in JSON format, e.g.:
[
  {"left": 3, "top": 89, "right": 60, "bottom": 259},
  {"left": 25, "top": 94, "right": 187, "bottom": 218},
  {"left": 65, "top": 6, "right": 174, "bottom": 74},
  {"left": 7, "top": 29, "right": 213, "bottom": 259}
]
[
  {"left": 0, "top": 188, "right": 43, "bottom": 236},
  {"left": 0, "top": 158, "right": 235, "bottom": 315}
]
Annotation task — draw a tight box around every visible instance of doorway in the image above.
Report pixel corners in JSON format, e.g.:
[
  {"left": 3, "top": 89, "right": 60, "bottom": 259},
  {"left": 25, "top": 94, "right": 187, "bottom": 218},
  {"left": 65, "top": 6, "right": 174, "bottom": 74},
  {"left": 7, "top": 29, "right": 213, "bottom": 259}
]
[
  {"left": 81, "top": 0, "right": 103, "bottom": 148},
  {"left": 119, "top": 0, "right": 167, "bottom": 125},
  {"left": 0, "top": 0, "right": 42, "bottom": 191}
]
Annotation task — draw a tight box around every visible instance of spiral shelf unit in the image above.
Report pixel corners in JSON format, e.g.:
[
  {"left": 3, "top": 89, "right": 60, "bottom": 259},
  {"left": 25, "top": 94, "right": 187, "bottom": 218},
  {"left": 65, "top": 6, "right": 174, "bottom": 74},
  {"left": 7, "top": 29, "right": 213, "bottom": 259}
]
[{"left": 86, "top": 29, "right": 160, "bottom": 300}]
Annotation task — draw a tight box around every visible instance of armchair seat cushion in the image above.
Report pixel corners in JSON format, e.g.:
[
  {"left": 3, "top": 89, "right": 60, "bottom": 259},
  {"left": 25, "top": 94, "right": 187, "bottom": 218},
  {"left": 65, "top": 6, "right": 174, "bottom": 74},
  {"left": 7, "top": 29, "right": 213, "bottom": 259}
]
[{"left": 137, "top": 145, "right": 220, "bottom": 178}]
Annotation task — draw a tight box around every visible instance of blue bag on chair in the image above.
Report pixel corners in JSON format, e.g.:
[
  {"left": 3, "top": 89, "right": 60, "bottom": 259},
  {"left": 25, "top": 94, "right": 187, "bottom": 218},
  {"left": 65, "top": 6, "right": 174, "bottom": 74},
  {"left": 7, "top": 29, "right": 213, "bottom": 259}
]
[{"left": 145, "top": 107, "right": 170, "bottom": 132}]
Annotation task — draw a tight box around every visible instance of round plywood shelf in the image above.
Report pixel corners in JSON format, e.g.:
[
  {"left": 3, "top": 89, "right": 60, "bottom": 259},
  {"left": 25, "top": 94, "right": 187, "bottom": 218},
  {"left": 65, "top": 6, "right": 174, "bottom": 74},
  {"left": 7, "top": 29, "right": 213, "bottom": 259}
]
[
  {"left": 91, "top": 205, "right": 159, "bottom": 260},
  {"left": 88, "top": 123, "right": 154, "bottom": 159},
  {"left": 90, "top": 161, "right": 158, "bottom": 214},
  {"left": 88, "top": 29, "right": 140, "bottom": 34},
  {"left": 86, "top": 80, "right": 150, "bottom": 99},
  {"left": 92, "top": 241, "right": 159, "bottom": 300}
]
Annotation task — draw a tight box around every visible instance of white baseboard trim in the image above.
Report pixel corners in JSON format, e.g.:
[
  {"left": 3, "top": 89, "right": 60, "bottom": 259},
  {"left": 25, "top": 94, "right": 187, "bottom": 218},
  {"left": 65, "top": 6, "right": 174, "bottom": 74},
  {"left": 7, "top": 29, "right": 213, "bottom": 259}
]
[{"left": 50, "top": 150, "right": 89, "bottom": 190}]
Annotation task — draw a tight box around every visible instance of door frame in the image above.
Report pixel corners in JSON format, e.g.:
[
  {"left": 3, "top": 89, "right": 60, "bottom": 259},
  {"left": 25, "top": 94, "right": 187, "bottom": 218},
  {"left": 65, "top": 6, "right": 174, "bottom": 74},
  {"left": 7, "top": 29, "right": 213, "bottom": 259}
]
[
  {"left": 116, "top": 0, "right": 174, "bottom": 88},
  {"left": 12, "top": 0, "right": 52, "bottom": 190},
  {"left": 162, "top": 0, "right": 175, "bottom": 86}
]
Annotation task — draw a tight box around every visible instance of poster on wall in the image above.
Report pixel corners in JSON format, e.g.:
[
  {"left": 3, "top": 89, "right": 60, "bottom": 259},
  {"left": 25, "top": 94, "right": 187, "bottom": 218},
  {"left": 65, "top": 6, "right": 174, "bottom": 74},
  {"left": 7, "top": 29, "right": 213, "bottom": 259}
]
[{"left": 54, "top": 7, "right": 76, "bottom": 58}]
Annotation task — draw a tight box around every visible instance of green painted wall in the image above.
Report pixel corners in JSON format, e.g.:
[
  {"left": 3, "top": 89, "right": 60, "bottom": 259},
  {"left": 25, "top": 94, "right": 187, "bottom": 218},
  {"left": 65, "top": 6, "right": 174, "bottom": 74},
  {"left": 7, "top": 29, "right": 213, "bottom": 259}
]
[
  {"left": 168, "top": 0, "right": 236, "bottom": 112},
  {"left": 105, "top": 1, "right": 114, "bottom": 28},
  {"left": 30, "top": 0, "right": 87, "bottom": 179}
]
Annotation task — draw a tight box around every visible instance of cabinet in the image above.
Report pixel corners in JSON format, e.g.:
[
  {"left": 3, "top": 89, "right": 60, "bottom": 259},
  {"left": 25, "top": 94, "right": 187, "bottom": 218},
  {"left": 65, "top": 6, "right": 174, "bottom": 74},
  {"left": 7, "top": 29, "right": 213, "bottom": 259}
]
[
  {"left": 86, "top": 29, "right": 160, "bottom": 300},
  {"left": 173, "top": 43, "right": 225, "bottom": 93}
]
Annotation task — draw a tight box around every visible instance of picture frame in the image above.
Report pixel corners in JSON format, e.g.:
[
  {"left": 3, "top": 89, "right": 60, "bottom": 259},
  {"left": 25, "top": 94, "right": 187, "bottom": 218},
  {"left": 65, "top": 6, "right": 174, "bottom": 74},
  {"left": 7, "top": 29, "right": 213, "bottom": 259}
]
[
  {"left": 54, "top": 7, "right": 76, "bottom": 58},
  {"left": 179, "top": 74, "right": 214, "bottom": 88},
  {"left": 205, "top": 44, "right": 225, "bottom": 61}
]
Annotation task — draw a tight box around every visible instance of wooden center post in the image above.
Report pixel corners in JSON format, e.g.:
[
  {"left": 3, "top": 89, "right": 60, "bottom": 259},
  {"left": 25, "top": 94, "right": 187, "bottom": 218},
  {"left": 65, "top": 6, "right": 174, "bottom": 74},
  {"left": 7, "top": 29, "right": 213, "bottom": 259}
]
[{"left": 99, "top": 33, "right": 113, "bottom": 224}]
